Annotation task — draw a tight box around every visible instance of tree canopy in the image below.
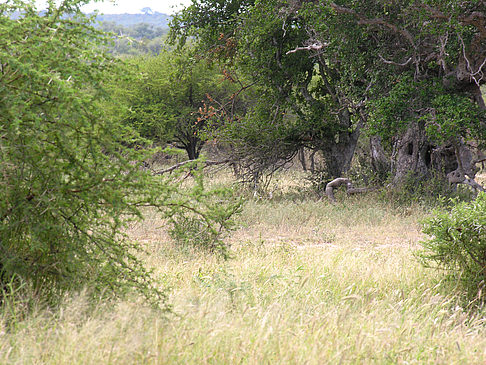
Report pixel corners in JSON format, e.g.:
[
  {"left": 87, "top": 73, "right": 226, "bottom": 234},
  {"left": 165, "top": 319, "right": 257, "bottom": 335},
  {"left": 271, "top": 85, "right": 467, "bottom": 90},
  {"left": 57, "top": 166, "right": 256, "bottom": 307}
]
[
  {"left": 172, "top": 0, "right": 486, "bottom": 188},
  {"left": 117, "top": 48, "right": 238, "bottom": 159}
]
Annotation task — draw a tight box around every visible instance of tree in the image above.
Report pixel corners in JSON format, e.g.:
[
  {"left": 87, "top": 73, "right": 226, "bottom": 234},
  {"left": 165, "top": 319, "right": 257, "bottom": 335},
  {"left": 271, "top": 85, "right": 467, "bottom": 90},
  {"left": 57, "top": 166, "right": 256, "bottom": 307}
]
[
  {"left": 172, "top": 0, "right": 376, "bottom": 179},
  {"left": 0, "top": 0, "right": 239, "bottom": 304},
  {"left": 121, "top": 48, "right": 238, "bottom": 160},
  {"left": 173, "top": 0, "right": 486, "bottom": 189},
  {"left": 315, "top": 1, "right": 486, "bottom": 187}
]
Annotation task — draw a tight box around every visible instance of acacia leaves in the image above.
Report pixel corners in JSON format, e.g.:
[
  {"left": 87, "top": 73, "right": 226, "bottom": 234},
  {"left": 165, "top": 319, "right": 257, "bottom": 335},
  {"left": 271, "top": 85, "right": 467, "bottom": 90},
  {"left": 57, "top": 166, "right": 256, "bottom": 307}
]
[
  {"left": 419, "top": 193, "right": 486, "bottom": 301},
  {"left": 0, "top": 0, "right": 240, "bottom": 306}
]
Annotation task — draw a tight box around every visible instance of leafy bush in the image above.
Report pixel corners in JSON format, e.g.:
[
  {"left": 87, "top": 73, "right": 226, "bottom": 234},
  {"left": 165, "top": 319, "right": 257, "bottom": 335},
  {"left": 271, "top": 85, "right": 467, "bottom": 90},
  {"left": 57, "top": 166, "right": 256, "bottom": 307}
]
[
  {"left": 418, "top": 193, "right": 486, "bottom": 301},
  {"left": 166, "top": 163, "right": 242, "bottom": 259},
  {"left": 0, "top": 1, "right": 241, "bottom": 307}
]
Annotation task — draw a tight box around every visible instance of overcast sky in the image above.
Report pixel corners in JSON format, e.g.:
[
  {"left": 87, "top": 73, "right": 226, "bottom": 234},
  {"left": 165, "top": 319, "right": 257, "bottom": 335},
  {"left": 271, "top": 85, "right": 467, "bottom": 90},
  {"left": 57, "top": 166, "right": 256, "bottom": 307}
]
[{"left": 35, "top": 0, "right": 193, "bottom": 14}]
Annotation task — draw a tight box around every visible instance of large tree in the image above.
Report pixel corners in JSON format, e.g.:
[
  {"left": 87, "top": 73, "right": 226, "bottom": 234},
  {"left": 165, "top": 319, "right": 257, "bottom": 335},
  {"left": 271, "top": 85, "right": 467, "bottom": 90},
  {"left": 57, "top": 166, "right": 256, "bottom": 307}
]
[
  {"left": 323, "top": 0, "right": 486, "bottom": 187},
  {"left": 172, "top": 0, "right": 380, "bottom": 179},
  {"left": 173, "top": 0, "right": 486, "bottom": 188}
]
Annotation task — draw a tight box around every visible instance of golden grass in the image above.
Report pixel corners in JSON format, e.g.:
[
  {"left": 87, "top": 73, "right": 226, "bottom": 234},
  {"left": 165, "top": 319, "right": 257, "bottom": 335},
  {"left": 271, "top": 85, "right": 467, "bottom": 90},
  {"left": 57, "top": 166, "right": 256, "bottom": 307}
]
[{"left": 1, "top": 170, "right": 486, "bottom": 364}]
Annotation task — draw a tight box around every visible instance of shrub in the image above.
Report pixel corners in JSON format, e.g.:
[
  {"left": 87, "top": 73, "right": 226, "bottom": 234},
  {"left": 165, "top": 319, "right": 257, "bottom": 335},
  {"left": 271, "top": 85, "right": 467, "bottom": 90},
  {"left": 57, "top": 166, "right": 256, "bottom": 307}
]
[
  {"left": 0, "top": 1, "right": 241, "bottom": 307},
  {"left": 166, "top": 165, "right": 242, "bottom": 259},
  {"left": 418, "top": 192, "right": 486, "bottom": 301}
]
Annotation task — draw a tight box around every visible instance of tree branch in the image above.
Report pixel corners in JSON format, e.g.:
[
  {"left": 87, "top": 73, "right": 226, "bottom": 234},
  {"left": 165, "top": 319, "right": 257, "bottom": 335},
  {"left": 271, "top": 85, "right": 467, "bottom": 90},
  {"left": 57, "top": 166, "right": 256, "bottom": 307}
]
[
  {"left": 153, "top": 159, "right": 231, "bottom": 175},
  {"left": 330, "top": 3, "right": 415, "bottom": 47},
  {"left": 286, "top": 42, "right": 328, "bottom": 55}
]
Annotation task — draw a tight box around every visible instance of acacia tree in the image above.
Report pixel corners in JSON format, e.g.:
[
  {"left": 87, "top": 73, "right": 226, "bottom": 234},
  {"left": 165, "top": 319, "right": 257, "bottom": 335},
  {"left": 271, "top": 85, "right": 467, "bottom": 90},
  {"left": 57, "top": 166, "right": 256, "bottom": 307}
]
[
  {"left": 0, "top": 0, "right": 239, "bottom": 304},
  {"left": 120, "top": 48, "right": 238, "bottom": 160}
]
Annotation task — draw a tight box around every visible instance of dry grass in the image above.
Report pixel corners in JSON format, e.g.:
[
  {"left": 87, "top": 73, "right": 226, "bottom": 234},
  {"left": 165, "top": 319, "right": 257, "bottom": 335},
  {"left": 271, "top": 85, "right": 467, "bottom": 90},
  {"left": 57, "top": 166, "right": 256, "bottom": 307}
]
[{"left": 1, "top": 170, "right": 486, "bottom": 364}]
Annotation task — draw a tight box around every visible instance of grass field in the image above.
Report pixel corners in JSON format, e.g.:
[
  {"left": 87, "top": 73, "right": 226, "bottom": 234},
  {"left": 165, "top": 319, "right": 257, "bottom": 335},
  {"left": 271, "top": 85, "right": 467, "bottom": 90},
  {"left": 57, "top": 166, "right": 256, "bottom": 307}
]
[{"left": 1, "top": 170, "right": 486, "bottom": 364}]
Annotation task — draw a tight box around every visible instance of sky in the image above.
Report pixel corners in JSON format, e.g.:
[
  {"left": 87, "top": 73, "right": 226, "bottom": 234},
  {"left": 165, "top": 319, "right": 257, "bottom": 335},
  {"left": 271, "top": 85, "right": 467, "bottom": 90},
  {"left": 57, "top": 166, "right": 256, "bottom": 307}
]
[{"left": 35, "top": 0, "right": 193, "bottom": 14}]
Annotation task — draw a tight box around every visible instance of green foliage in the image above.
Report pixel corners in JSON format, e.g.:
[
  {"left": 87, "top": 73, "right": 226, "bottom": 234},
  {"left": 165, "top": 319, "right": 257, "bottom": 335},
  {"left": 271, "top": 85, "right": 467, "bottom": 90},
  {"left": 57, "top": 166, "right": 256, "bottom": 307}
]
[
  {"left": 173, "top": 0, "right": 486, "bottom": 183},
  {"left": 100, "top": 21, "right": 169, "bottom": 56},
  {"left": 172, "top": 0, "right": 372, "bottom": 178},
  {"left": 418, "top": 193, "right": 486, "bottom": 301},
  {"left": 163, "top": 162, "right": 242, "bottom": 259},
  {"left": 377, "top": 172, "right": 475, "bottom": 208},
  {"left": 0, "top": 0, "right": 241, "bottom": 305},
  {"left": 115, "top": 48, "right": 236, "bottom": 159},
  {"left": 370, "top": 77, "right": 485, "bottom": 145}
]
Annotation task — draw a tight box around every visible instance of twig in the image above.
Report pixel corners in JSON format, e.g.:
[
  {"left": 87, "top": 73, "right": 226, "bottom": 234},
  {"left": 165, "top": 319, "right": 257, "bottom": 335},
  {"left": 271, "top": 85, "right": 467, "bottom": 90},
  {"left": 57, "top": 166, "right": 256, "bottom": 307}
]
[{"left": 153, "top": 159, "right": 231, "bottom": 175}]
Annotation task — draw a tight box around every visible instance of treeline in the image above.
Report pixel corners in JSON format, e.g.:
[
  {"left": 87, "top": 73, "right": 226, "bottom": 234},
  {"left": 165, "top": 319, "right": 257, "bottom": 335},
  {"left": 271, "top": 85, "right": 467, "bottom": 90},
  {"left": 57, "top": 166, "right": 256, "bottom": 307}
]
[
  {"left": 168, "top": 0, "right": 486, "bottom": 191},
  {"left": 100, "top": 21, "right": 169, "bottom": 55},
  {"left": 95, "top": 10, "right": 170, "bottom": 27}
]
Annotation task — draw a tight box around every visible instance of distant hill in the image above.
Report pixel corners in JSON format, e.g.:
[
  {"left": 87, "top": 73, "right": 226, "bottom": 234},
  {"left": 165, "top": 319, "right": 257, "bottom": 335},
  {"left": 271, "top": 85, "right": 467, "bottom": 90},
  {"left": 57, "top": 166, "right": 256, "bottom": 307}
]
[
  {"left": 10, "top": 10, "right": 171, "bottom": 29},
  {"left": 94, "top": 12, "right": 171, "bottom": 29}
]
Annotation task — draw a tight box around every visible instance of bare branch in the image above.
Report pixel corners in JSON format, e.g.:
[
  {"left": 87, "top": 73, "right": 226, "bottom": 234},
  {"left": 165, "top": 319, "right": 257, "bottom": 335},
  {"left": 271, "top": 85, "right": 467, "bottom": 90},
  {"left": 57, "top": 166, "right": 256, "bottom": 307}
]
[
  {"left": 378, "top": 54, "right": 412, "bottom": 67},
  {"left": 458, "top": 34, "right": 486, "bottom": 85},
  {"left": 286, "top": 42, "right": 328, "bottom": 55},
  {"left": 330, "top": 3, "right": 415, "bottom": 47},
  {"left": 153, "top": 159, "right": 231, "bottom": 175}
]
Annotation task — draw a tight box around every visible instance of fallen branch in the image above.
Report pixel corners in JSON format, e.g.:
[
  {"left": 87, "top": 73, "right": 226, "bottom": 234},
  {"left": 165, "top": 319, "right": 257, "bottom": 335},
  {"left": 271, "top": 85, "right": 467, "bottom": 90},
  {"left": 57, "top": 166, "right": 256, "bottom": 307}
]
[
  {"left": 463, "top": 178, "right": 486, "bottom": 193},
  {"left": 325, "top": 178, "right": 376, "bottom": 203},
  {"left": 447, "top": 168, "right": 486, "bottom": 193},
  {"left": 153, "top": 159, "right": 231, "bottom": 175}
]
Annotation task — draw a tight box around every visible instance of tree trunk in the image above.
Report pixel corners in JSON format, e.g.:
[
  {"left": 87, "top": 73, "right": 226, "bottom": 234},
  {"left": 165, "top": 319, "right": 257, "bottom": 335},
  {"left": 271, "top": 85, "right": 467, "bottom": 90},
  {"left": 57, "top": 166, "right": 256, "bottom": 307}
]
[
  {"left": 185, "top": 144, "right": 198, "bottom": 160},
  {"left": 392, "top": 124, "right": 431, "bottom": 183},
  {"left": 298, "top": 147, "right": 307, "bottom": 171},
  {"left": 392, "top": 124, "right": 483, "bottom": 191},
  {"left": 370, "top": 136, "right": 390, "bottom": 176},
  {"left": 320, "top": 109, "right": 361, "bottom": 178},
  {"left": 183, "top": 137, "right": 205, "bottom": 160},
  {"left": 309, "top": 149, "right": 316, "bottom": 173}
]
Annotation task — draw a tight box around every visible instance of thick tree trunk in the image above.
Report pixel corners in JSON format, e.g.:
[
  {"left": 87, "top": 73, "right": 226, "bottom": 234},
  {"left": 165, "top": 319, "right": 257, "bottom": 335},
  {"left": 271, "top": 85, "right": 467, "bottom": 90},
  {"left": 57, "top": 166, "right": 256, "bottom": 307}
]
[
  {"left": 392, "top": 124, "right": 431, "bottom": 183},
  {"left": 392, "top": 124, "right": 484, "bottom": 191},
  {"left": 370, "top": 136, "right": 390, "bottom": 176},
  {"left": 320, "top": 109, "right": 361, "bottom": 178}
]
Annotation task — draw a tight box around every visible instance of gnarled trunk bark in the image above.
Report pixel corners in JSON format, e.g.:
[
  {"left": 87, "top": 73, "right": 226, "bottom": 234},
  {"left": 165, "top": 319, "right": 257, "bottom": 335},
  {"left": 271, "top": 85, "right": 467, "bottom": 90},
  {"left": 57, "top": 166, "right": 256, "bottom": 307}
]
[
  {"left": 320, "top": 109, "right": 361, "bottom": 178},
  {"left": 392, "top": 124, "right": 431, "bottom": 183},
  {"left": 392, "top": 125, "right": 484, "bottom": 191},
  {"left": 370, "top": 136, "right": 390, "bottom": 177}
]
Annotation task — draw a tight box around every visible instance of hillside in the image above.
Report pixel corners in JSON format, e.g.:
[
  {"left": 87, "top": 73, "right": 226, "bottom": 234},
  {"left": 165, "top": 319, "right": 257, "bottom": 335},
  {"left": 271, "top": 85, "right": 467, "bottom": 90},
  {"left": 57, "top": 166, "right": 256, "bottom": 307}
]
[
  {"left": 94, "top": 11, "right": 170, "bottom": 28},
  {"left": 10, "top": 10, "right": 171, "bottom": 29}
]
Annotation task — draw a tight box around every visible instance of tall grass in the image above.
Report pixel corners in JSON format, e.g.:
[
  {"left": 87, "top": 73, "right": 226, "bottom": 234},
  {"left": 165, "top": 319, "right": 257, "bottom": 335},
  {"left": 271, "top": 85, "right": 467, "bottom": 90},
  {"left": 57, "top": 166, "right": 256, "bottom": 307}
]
[{"left": 1, "top": 170, "right": 485, "bottom": 364}]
